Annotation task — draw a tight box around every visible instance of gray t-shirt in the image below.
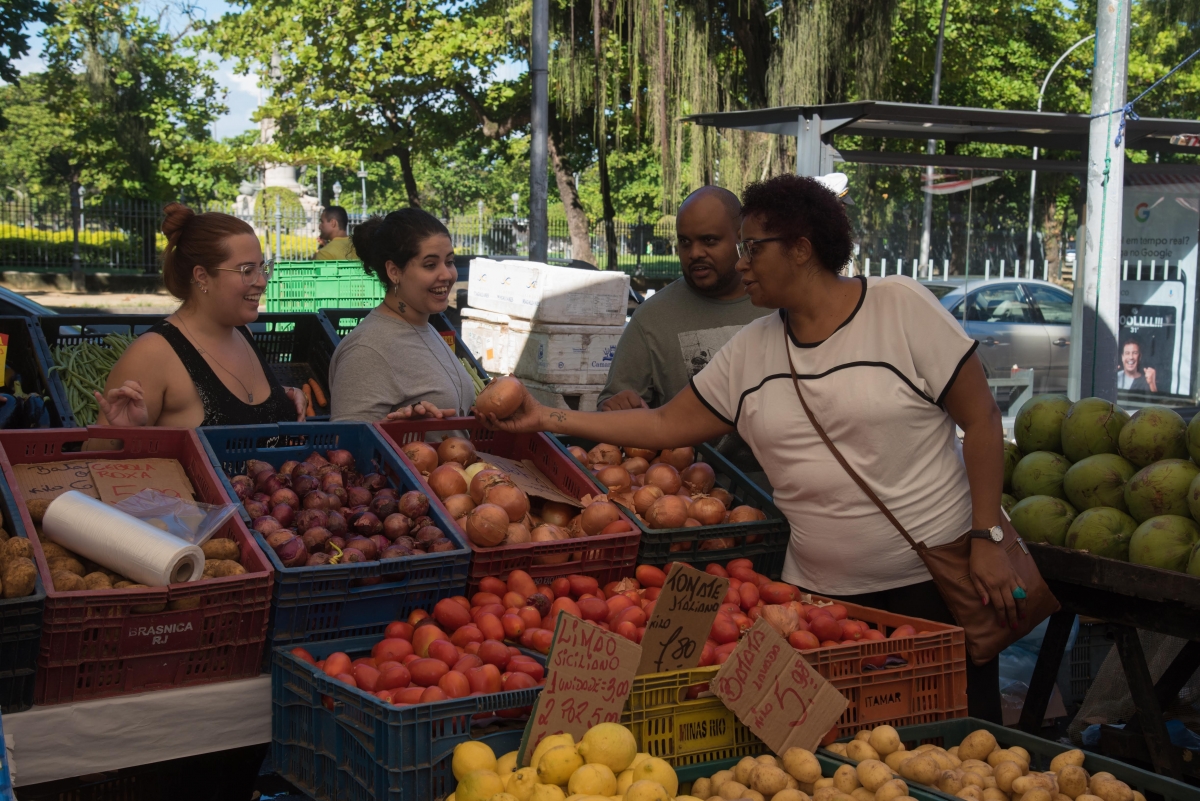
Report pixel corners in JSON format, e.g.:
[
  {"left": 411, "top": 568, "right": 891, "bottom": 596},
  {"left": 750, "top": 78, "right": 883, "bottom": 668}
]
[
  {"left": 329, "top": 308, "right": 476, "bottom": 422},
  {"left": 599, "top": 278, "right": 772, "bottom": 407}
]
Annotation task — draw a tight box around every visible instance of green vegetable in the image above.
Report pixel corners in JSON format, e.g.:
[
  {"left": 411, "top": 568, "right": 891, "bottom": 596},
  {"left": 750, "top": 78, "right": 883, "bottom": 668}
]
[
  {"left": 49, "top": 333, "right": 135, "bottom": 426},
  {"left": 459, "top": 357, "right": 487, "bottom": 395}
]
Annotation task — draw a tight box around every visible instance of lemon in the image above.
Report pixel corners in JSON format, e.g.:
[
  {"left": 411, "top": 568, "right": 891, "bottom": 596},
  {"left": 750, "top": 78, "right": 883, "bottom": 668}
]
[
  {"left": 454, "top": 742, "right": 499, "bottom": 780},
  {"left": 627, "top": 758, "right": 678, "bottom": 798},
  {"left": 506, "top": 767, "right": 540, "bottom": 801},
  {"left": 532, "top": 734, "right": 576, "bottom": 771},
  {"left": 457, "top": 770, "right": 506, "bottom": 801},
  {"left": 577, "top": 723, "right": 638, "bottom": 774},
  {"left": 628, "top": 753, "right": 651, "bottom": 772},
  {"left": 529, "top": 785, "right": 567, "bottom": 801},
  {"left": 448, "top": 794, "right": 456, "bottom": 801},
  {"left": 488, "top": 795, "right": 520, "bottom": 801},
  {"left": 623, "top": 780, "right": 670, "bottom": 801},
  {"left": 568, "top": 763, "right": 618, "bottom": 796},
  {"left": 497, "top": 751, "right": 519, "bottom": 776},
  {"left": 538, "top": 745, "right": 585, "bottom": 787},
  {"left": 616, "top": 770, "right": 636, "bottom": 795}
]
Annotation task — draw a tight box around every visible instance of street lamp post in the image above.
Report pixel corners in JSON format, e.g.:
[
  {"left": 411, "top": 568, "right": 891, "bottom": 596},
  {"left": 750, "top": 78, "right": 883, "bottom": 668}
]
[
  {"left": 1025, "top": 33, "right": 1096, "bottom": 273},
  {"left": 357, "top": 161, "right": 368, "bottom": 218}
]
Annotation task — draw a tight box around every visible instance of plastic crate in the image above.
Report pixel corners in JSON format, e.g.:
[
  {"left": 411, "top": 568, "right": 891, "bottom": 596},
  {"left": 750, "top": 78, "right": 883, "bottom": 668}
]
[
  {"left": 556, "top": 436, "right": 790, "bottom": 579},
  {"left": 827, "top": 718, "right": 1200, "bottom": 801},
  {"left": 266, "top": 260, "right": 384, "bottom": 313},
  {"left": 199, "top": 422, "right": 472, "bottom": 658},
  {"left": 0, "top": 709, "right": 12, "bottom": 801},
  {"left": 1069, "top": 621, "right": 1113, "bottom": 705},
  {"left": 0, "top": 316, "right": 72, "bottom": 429},
  {"left": 623, "top": 596, "right": 966, "bottom": 768},
  {"left": 676, "top": 753, "right": 949, "bottom": 801},
  {"left": 272, "top": 635, "right": 542, "bottom": 801},
  {"left": 0, "top": 427, "right": 273, "bottom": 705},
  {"left": 0, "top": 471, "right": 44, "bottom": 714},
  {"left": 376, "top": 419, "right": 641, "bottom": 593},
  {"left": 38, "top": 312, "right": 338, "bottom": 424},
  {"left": 319, "top": 307, "right": 490, "bottom": 390}
]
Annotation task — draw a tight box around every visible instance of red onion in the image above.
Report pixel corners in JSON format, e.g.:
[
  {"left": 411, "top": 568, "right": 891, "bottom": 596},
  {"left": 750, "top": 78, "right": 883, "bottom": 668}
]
[
  {"left": 293, "top": 509, "right": 328, "bottom": 534},
  {"left": 382, "top": 543, "right": 415, "bottom": 559},
  {"left": 414, "top": 525, "right": 443, "bottom": 544},
  {"left": 326, "top": 449, "right": 355, "bottom": 469},
  {"left": 259, "top": 474, "right": 283, "bottom": 495},
  {"left": 326, "top": 536, "right": 346, "bottom": 552},
  {"left": 271, "top": 488, "right": 299, "bottom": 508},
  {"left": 374, "top": 487, "right": 398, "bottom": 501},
  {"left": 275, "top": 537, "right": 309, "bottom": 568},
  {"left": 353, "top": 511, "right": 383, "bottom": 537},
  {"left": 429, "top": 538, "right": 457, "bottom": 552},
  {"left": 305, "top": 451, "right": 329, "bottom": 467},
  {"left": 383, "top": 514, "right": 412, "bottom": 541},
  {"left": 292, "top": 474, "right": 319, "bottom": 496},
  {"left": 230, "top": 475, "right": 254, "bottom": 500},
  {"left": 301, "top": 527, "right": 332, "bottom": 551},
  {"left": 346, "top": 536, "right": 377, "bottom": 560},
  {"left": 370, "top": 495, "right": 398, "bottom": 518},
  {"left": 252, "top": 492, "right": 271, "bottom": 504},
  {"left": 326, "top": 510, "right": 348, "bottom": 537},
  {"left": 302, "top": 492, "right": 328, "bottom": 510},
  {"left": 271, "top": 503, "right": 295, "bottom": 528},
  {"left": 329, "top": 486, "right": 348, "bottom": 507},
  {"left": 344, "top": 470, "right": 364, "bottom": 488},
  {"left": 369, "top": 534, "right": 391, "bottom": 556},
  {"left": 346, "top": 486, "right": 372, "bottom": 507},
  {"left": 398, "top": 491, "right": 430, "bottom": 519},
  {"left": 362, "top": 473, "right": 387, "bottom": 491},
  {"left": 340, "top": 547, "right": 366, "bottom": 564},
  {"left": 393, "top": 535, "right": 416, "bottom": 550},
  {"left": 279, "top": 460, "right": 301, "bottom": 476},
  {"left": 306, "top": 552, "right": 331, "bottom": 567},
  {"left": 265, "top": 529, "right": 295, "bottom": 550},
  {"left": 246, "top": 459, "right": 274, "bottom": 477},
  {"left": 413, "top": 516, "right": 434, "bottom": 530},
  {"left": 292, "top": 462, "right": 316, "bottom": 478},
  {"left": 275, "top": 472, "right": 292, "bottom": 489},
  {"left": 321, "top": 472, "right": 344, "bottom": 492},
  {"left": 253, "top": 515, "right": 282, "bottom": 535},
  {"left": 243, "top": 499, "right": 269, "bottom": 520}
]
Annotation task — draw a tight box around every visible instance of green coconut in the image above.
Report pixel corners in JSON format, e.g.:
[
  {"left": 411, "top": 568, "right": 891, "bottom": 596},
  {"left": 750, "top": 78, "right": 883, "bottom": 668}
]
[
  {"left": 1001, "top": 493, "right": 1017, "bottom": 515},
  {"left": 1014, "top": 394, "right": 1071, "bottom": 455},
  {"left": 1011, "top": 451, "right": 1072, "bottom": 501},
  {"left": 1186, "top": 413, "right": 1200, "bottom": 465},
  {"left": 1063, "top": 453, "right": 1137, "bottom": 512},
  {"left": 1187, "top": 542, "right": 1200, "bottom": 577},
  {"left": 1128, "top": 515, "right": 1200, "bottom": 571},
  {"left": 1065, "top": 507, "right": 1138, "bottom": 560},
  {"left": 1123, "top": 459, "right": 1200, "bottom": 523},
  {"left": 1003, "top": 441, "right": 1022, "bottom": 494},
  {"left": 1061, "top": 397, "right": 1130, "bottom": 462},
  {"left": 1118, "top": 406, "right": 1189, "bottom": 467},
  {"left": 1009, "top": 496, "right": 1077, "bottom": 546}
]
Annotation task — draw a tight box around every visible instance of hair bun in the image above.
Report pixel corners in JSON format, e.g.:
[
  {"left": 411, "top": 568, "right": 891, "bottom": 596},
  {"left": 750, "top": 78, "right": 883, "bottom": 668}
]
[{"left": 161, "top": 202, "right": 196, "bottom": 240}]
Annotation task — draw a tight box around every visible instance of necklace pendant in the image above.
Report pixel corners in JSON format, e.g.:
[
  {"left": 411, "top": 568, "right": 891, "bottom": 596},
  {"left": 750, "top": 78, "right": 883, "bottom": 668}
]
[{"left": 248, "top": 392, "right": 254, "bottom": 403}]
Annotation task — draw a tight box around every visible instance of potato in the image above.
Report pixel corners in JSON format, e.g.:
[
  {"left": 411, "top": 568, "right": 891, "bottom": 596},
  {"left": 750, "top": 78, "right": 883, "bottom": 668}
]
[
  {"left": 1013, "top": 777, "right": 1054, "bottom": 796},
  {"left": 814, "top": 786, "right": 842, "bottom": 801},
  {"left": 787, "top": 776, "right": 802, "bottom": 791},
  {"left": 51, "top": 568, "right": 86, "bottom": 591},
  {"left": 1023, "top": 790, "right": 1053, "bottom": 801},
  {"left": 774, "top": 791, "right": 812, "bottom": 801},
  {"left": 900, "top": 756, "right": 940, "bottom": 786},
  {"left": 717, "top": 780, "right": 749, "bottom": 800},
  {"left": 1057, "top": 766, "right": 1089, "bottom": 799},
  {"left": 851, "top": 789, "right": 875, "bottom": 801},
  {"left": 202, "top": 560, "right": 221, "bottom": 578},
  {"left": 784, "top": 748, "right": 824, "bottom": 784},
  {"left": 989, "top": 751, "right": 1030, "bottom": 770},
  {"left": 914, "top": 745, "right": 937, "bottom": 754},
  {"left": 26, "top": 498, "right": 50, "bottom": 524},
  {"left": 857, "top": 760, "right": 893, "bottom": 792},
  {"left": 856, "top": 730, "right": 874, "bottom": 742},
  {"left": 834, "top": 765, "right": 861, "bottom": 794},
  {"left": 1, "top": 557, "right": 36, "bottom": 598},
  {"left": 736, "top": 757, "right": 761, "bottom": 785},
  {"left": 1089, "top": 780, "right": 1132, "bottom": 801},
  {"left": 744, "top": 791, "right": 766, "bottom": 801},
  {"left": 1056, "top": 794, "right": 1076, "bottom": 801},
  {"left": 756, "top": 755, "right": 779, "bottom": 768},
  {"left": 1050, "top": 751, "right": 1085, "bottom": 774},
  {"left": 959, "top": 731, "right": 999, "bottom": 762},
  {"left": 960, "top": 761, "right": 993, "bottom": 777},
  {"left": 1088, "top": 774, "right": 1115, "bottom": 788},
  {"left": 1076, "top": 794, "right": 1104, "bottom": 801},
  {"left": 202, "top": 538, "right": 241, "bottom": 562},
  {"left": 168, "top": 597, "right": 202, "bottom": 611},
  {"left": 929, "top": 751, "right": 957, "bottom": 772},
  {"left": 963, "top": 772, "right": 987, "bottom": 789},
  {"left": 848, "top": 741, "right": 882, "bottom": 763},
  {"left": 827, "top": 744, "right": 849, "bottom": 757},
  {"left": 868, "top": 726, "right": 901, "bottom": 757},
  {"left": 113, "top": 580, "right": 138, "bottom": 589},
  {"left": 0, "top": 527, "right": 8, "bottom": 544},
  {"left": 692, "top": 778, "right": 712, "bottom": 798},
  {"left": 939, "top": 771, "right": 965, "bottom": 795},
  {"left": 751, "top": 765, "right": 790, "bottom": 797},
  {"left": 1009, "top": 747, "right": 1031, "bottom": 765},
  {"left": 875, "top": 779, "right": 908, "bottom": 801},
  {"left": 832, "top": 794, "right": 858, "bottom": 801},
  {"left": 39, "top": 540, "right": 69, "bottom": 560},
  {"left": 48, "top": 556, "right": 85, "bottom": 576},
  {"left": 983, "top": 790, "right": 1008, "bottom": 801},
  {"left": 948, "top": 747, "right": 960, "bottom": 758},
  {"left": 1132, "top": 792, "right": 1146, "bottom": 801},
  {"left": 211, "top": 560, "right": 247, "bottom": 577},
  {"left": 815, "top": 778, "right": 836, "bottom": 791},
  {"left": 83, "top": 571, "right": 112, "bottom": 590},
  {"left": 2, "top": 536, "right": 33, "bottom": 563},
  {"left": 995, "top": 763, "right": 1026, "bottom": 794},
  {"left": 958, "top": 788, "right": 984, "bottom": 801},
  {"left": 885, "top": 752, "right": 913, "bottom": 773},
  {"left": 983, "top": 777, "right": 997, "bottom": 790}
]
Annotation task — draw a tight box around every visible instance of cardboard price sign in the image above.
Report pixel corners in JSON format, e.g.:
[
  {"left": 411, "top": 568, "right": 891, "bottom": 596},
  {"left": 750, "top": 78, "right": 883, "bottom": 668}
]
[
  {"left": 518, "top": 611, "right": 641, "bottom": 766},
  {"left": 12, "top": 461, "right": 98, "bottom": 502},
  {"left": 637, "top": 563, "right": 729, "bottom": 675},
  {"left": 476, "top": 452, "right": 582, "bottom": 508},
  {"left": 711, "top": 618, "right": 847, "bottom": 754},
  {"left": 89, "top": 459, "right": 196, "bottom": 504}
]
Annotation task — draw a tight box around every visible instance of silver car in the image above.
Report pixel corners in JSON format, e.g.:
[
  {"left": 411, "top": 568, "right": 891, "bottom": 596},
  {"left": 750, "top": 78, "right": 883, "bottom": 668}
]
[{"left": 924, "top": 279, "right": 1073, "bottom": 393}]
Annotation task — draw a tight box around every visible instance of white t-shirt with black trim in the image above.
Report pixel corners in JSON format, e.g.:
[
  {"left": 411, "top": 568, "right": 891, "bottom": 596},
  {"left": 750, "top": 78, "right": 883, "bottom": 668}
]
[{"left": 691, "top": 275, "right": 979, "bottom": 596}]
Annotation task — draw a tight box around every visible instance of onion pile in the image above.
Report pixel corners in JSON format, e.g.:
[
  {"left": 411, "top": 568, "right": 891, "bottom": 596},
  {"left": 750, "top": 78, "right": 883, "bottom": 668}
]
[{"left": 229, "top": 450, "right": 453, "bottom": 579}]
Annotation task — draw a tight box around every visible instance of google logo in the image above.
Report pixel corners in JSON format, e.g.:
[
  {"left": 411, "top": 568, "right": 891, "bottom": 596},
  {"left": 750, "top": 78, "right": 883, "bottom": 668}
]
[{"left": 1135, "top": 203, "right": 1151, "bottom": 222}]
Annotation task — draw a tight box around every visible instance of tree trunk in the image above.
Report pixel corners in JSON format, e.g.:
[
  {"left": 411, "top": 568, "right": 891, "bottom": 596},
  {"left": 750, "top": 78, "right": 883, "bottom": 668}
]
[
  {"left": 548, "top": 131, "right": 594, "bottom": 264},
  {"left": 1043, "top": 194, "right": 1060, "bottom": 281},
  {"left": 594, "top": 0, "right": 617, "bottom": 270},
  {"left": 726, "top": 0, "right": 771, "bottom": 107},
  {"left": 396, "top": 144, "right": 420, "bottom": 207}
]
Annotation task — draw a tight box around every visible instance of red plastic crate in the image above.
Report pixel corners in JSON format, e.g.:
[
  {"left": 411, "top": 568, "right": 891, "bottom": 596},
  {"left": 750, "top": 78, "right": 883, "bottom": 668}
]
[
  {"left": 376, "top": 419, "right": 640, "bottom": 592},
  {"left": 0, "top": 427, "right": 273, "bottom": 705}
]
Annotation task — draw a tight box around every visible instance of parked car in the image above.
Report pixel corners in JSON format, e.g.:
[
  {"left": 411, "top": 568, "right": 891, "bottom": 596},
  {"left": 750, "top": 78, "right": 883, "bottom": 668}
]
[
  {"left": 0, "top": 288, "right": 57, "bottom": 318},
  {"left": 923, "top": 278, "right": 1072, "bottom": 393}
]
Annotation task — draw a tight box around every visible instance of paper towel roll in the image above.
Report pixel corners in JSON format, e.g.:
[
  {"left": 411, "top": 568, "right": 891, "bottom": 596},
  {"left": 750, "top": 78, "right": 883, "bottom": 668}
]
[{"left": 42, "top": 491, "right": 205, "bottom": 586}]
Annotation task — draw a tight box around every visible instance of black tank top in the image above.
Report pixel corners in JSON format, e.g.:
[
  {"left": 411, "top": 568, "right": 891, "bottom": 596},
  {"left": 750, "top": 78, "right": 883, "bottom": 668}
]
[{"left": 152, "top": 320, "right": 296, "bottom": 426}]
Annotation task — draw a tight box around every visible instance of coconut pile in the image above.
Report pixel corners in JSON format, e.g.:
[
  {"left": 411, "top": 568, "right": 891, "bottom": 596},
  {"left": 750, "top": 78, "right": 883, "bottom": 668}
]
[{"left": 1006, "top": 396, "right": 1200, "bottom": 577}]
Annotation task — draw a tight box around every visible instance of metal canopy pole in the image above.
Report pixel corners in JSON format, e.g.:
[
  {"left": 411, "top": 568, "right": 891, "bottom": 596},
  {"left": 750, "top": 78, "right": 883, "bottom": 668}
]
[
  {"left": 529, "top": 0, "right": 549, "bottom": 262},
  {"left": 1068, "top": 0, "right": 1130, "bottom": 402},
  {"left": 918, "top": 0, "right": 950, "bottom": 275}
]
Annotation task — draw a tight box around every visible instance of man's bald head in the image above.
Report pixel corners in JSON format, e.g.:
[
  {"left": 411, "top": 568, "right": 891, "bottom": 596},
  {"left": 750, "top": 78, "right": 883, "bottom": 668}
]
[{"left": 675, "top": 185, "right": 744, "bottom": 299}]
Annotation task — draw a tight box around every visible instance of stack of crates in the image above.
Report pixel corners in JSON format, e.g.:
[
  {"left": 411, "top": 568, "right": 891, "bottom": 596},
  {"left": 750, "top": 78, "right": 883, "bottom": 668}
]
[{"left": 266, "top": 260, "right": 382, "bottom": 313}]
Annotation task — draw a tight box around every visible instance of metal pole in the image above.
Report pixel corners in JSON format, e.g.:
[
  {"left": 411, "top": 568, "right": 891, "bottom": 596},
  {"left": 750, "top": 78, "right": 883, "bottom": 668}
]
[
  {"left": 274, "top": 194, "right": 282, "bottom": 262},
  {"left": 1026, "top": 34, "right": 1096, "bottom": 268},
  {"left": 918, "top": 0, "right": 949, "bottom": 273},
  {"left": 317, "top": 164, "right": 323, "bottom": 209},
  {"left": 359, "top": 161, "right": 368, "bottom": 218},
  {"left": 477, "top": 199, "right": 484, "bottom": 255},
  {"left": 1069, "top": 0, "right": 1129, "bottom": 402},
  {"left": 529, "top": 0, "right": 549, "bottom": 261},
  {"left": 70, "top": 181, "right": 82, "bottom": 290}
]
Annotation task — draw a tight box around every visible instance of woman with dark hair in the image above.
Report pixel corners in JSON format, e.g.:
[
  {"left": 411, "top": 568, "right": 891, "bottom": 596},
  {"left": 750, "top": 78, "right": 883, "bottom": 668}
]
[
  {"left": 328, "top": 208, "right": 475, "bottom": 422},
  {"left": 481, "top": 174, "right": 1019, "bottom": 720},
  {"left": 94, "top": 202, "right": 306, "bottom": 427}
]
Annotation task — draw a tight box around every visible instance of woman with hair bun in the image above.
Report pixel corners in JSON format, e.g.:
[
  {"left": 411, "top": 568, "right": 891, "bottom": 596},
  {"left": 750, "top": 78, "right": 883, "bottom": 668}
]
[
  {"left": 328, "top": 208, "right": 474, "bottom": 422},
  {"left": 93, "top": 202, "right": 307, "bottom": 427}
]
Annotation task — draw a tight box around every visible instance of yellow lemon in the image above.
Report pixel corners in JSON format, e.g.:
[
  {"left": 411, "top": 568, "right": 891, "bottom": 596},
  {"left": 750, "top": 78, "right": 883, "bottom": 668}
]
[
  {"left": 623, "top": 780, "right": 670, "bottom": 801},
  {"left": 506, "top": 767, "right": 540, "bottom": 801},
  {"left": 497, "top": 751, "right": 519, "bottom": 776},
  {"left": 569, "top": 763, "right": 618, "bottom": 796},
  {"left": 488, "top": 795, "right": 519, "bottom": 801},
  {"left": 616, "top": 770, "right": 636, "bottom": 795},
  {"left": 457, "top": 770, "right": 506, "bottom": 801},
  {"left": 532, "top": 734, "right": 576, "bottom": 771},
  {"left": 627, "top": 758, "right": 678, "bottom": 798},
  {"left": 577, "top": 723, "right": 638, "bottom": 774},
  {"left": 538, "top": 745, "right": 585, "bottom": 787},
  {"left": 628, "top": 754, "right": 652, "bottom": 772},
  {"left": 530, "top": 784, "right": 567, "bottom": 801},
  {"left": 454, "top": 742, "right": 499, "bottom": 781}
]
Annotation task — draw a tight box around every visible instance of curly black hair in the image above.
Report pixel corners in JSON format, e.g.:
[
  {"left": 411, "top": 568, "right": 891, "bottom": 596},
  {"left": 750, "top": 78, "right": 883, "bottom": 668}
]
[
  {"left": 352, "top": 208, "right": 450, "bottom": 288},
  {"left": 740, "top": 174, "right": 854, "bottom": 273}
]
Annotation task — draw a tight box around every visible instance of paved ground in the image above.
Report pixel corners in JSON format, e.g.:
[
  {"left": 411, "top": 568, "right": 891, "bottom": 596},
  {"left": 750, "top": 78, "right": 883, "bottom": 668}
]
[{"left": 15, "top": 289, "right": 197, "bottom": 315}]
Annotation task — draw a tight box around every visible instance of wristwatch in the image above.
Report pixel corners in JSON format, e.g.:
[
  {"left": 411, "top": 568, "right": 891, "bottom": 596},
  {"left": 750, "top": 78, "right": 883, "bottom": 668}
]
[{"left": 969, "top": 525, "right": 1004, "bottom": 543}]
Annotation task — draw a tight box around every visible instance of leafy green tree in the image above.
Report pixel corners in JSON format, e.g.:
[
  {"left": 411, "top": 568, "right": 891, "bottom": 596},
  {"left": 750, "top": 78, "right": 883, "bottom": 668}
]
[
  {"left": 0, "top": 74, "right": 71, "bottom": 201},
  {"left": 0, "top": 0, "right": 55, "bottom": 85}
]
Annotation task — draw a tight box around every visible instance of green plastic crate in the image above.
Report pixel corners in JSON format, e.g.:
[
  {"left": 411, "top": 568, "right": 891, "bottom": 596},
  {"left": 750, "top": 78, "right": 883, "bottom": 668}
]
[{"left": 266, "top": 260, "right": 383, "bottom": 313}]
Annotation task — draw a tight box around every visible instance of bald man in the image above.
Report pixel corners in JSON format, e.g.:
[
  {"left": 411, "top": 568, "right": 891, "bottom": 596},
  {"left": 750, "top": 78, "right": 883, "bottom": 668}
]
[{"left": 599, "top": 186, "right": 771, "bottom": 411}]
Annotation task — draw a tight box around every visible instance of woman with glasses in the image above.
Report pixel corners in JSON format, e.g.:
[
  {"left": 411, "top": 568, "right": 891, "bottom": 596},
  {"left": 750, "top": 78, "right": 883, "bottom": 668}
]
[
  {"left": 479, "top": 174, "right": 1018, "bottom": 722},
  {"left": 94, "top": 202, "right": 306, "bottom": 427}
]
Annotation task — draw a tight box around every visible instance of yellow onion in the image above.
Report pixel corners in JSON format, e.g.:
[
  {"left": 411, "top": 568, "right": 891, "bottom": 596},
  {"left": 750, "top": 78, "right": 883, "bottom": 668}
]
[
  {"left": 531, "top": 524, "right": 570, "bottom": 564},
  {"left": 540, "top": 501, "right": 575, "bottom": 527},
  {"left": 505, "top": 522, "right": 531, "bottom": 544},
  {"left": 437, "top": 436, "right": 478, "bottom": 467},
  {"left": 474, "top": 375, "right": 525, "bottom": 419},
  {"left": 442, "top": 493, "right": 476, "bottom": 519},
  {"left": 465, "top": 503, "right": 509, "bottom": 547},
  {"left": 587, "top": 443, "right": 623, "bottom": 466},
  {"left": 464, "top": 461, "right": 497, "bottom": 481},
  {"left": 729, "top": 506, "right": 767, "bottom": 523},
  {"left": 710, "top": 487, "right": 735, "bottom": 508},
  {"left": 681, "top": 462, "right": 717, "bottom": 495},
  {"left": 580, "top": 501, "right": 621, "bottom": 536},
  {"left": 401, "top": 441, "right": 438, "bottom": 476},
  {"left": 483, "top": 481, "right": 530, "bottom": 523},
  {"left": 428, "top": 464, "right": 468, "bottom": 499},
  {"left": 625, "top": 447, "right": 657, "bottom": 460},
  {"left": 645, "top": 495, "right": 689, "bottom": 530},
  {"left": 645, "top": 463, "right": 682, "bottom": 495},
  {"left": 700, "top": 536, "right": 736, "bottom": 548},
  {"left": 595, "top": 465, "right": 632, "bottom": 494},
  {"left": 567, "top": 446, "right": 589, "bottom": 462},
  {"left": 621, "top": 457, "right": 649, "bottom": 476},
  {"left": 690, "top": 496, "right": 726, "bottom": 526},
  {"left": 660, "top": 447, "right": 696, "bottom": 471},
  {"left": 469, "top": 469, "right": 508, "bottom": 504},
  {"left": 633, "top": 485, "right": 664, "bottom": 516}
]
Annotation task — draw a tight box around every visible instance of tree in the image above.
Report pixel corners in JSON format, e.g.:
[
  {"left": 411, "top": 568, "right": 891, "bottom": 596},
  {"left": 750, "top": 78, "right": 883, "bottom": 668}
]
[
  {"left": 0, "top": 0, "right": 55, "bottom": 85},
  {"left": 0, "top": 74, "right": 71, "bottom": 201}
]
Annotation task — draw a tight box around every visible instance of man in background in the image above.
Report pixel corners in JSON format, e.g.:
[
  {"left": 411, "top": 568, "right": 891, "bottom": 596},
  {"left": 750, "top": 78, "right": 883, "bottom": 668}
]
[{"left": 314, "top": 206, "right": 357, "bottom": 260}]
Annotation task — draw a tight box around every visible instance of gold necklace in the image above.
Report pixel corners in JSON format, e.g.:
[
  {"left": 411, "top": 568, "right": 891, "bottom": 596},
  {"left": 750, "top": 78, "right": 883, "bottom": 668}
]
[{"left": 176, "top": 316, "right": 258, "bottom": 403}]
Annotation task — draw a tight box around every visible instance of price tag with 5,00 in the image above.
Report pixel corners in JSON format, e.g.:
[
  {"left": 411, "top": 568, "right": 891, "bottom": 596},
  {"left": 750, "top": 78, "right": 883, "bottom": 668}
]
[{"left": 637, "top": 563, "right": 729, "bottom": 675}]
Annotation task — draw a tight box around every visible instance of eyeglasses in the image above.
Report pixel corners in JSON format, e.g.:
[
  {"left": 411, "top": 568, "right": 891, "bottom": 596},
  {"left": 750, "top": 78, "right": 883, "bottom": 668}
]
[
  {"left": 736, "top": 237, "right": 785, "bottom": 262},
  {"left": 214, "top": 261, "right": 274, "bottom": 284}
]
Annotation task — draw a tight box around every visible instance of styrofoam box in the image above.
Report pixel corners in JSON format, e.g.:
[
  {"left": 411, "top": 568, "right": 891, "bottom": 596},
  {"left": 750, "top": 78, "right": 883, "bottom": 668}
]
[
  {"left": 509, "top": 317, "right": 624, "bottom": 385},
  {"left": 460, "top": 308, "right": 511, "bottom": 375},
  {"left": 524, "top": 378, "right": 603, "bottom": 412},
  {"left": 468, "top": 258, "right": 630, "bottom": 326}
]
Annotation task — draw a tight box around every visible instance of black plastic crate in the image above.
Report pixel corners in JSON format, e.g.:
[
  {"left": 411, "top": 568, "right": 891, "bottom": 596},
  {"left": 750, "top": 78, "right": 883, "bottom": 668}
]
[
  {"left": 1069, "top": 621, "right": 1114, "bottom": 706},
  {"left": 0, "top": 316, "right": 71, "bottom": 429},
  {"left": 0, "top": 458, "right": 45, "bottom": 713}
]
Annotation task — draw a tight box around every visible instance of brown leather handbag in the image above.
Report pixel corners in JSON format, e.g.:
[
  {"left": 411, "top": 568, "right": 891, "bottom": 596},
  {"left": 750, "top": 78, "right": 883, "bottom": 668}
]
[{"left": 784, "top": 337, "right": 1059, "bottom": 665}]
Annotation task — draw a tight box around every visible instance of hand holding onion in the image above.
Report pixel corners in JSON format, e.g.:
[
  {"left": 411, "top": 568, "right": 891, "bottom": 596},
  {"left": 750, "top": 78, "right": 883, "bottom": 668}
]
[{"left": 473, "top": 376, "right": 546, "bottom": 433}]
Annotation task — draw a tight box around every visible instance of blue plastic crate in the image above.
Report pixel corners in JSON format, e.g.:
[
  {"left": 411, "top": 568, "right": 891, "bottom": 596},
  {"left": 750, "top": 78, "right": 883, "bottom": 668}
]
[
  {"left": 0, "top": 466, "right": 44, "bottom": 714},
  {"left": 0, "top": 708, "right": 11, "bottom": 801},
  {"left": 198, "top": 422, "right": 472, "bottom": 659},
  {"left": 272, "top": 636, "right": 541, "bottom": 801}
]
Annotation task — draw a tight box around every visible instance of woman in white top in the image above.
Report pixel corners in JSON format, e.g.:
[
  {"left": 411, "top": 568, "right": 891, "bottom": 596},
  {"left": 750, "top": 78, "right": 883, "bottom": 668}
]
[{"left": 482, "top": 174, "right": 1019, "bottom": 720}]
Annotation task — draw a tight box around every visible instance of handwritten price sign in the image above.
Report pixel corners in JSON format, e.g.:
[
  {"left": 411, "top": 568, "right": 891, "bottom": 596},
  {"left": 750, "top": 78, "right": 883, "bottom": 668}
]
[
  {"left": 638, "top": 563, "right": 728, "bottom": 675},
  {"left": 518, "top": 611, "right": 641, "bottom": 766},
  {"left": 711, "top": 618, "right": 847, "bottom": 754}
]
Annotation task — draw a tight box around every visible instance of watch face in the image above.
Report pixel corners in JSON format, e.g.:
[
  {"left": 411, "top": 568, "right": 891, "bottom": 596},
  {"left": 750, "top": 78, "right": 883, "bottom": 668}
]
[{"left": 990, "top": 526, "right": 1004, "bottom": 542}]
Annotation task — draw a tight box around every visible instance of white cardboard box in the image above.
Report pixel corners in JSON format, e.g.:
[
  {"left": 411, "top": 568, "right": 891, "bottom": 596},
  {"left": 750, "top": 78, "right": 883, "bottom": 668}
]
[
  {"left": 467, "top": 258, "right": 630, "bottom": 326},
  {"left": 523, "top": 378, "right": 604, "bottom": 412},
  {"left": 461, "top": 308, "right": 625, "bottom": 384},
  {"left": 460, "top": 308, "right": 512, "bottom": 375}
]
